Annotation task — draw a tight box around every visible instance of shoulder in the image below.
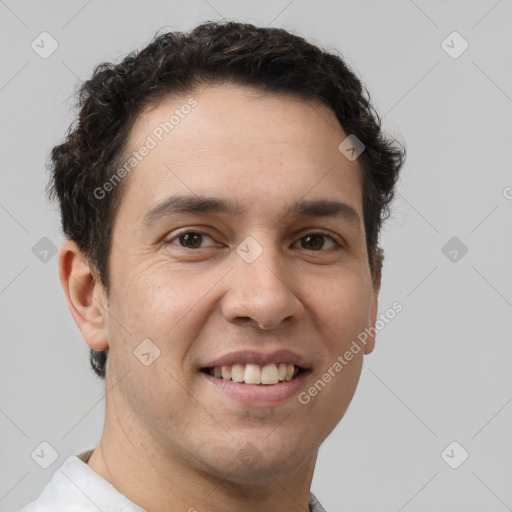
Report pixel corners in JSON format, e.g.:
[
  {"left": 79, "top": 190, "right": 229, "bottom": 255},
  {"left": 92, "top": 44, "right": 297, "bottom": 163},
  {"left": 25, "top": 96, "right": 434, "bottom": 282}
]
[
  {"left": 19, "top": 451, "right": 145, "bottom": 512},
  {"left": 19, "top": 454, "right": 97, "bottom": 511}
]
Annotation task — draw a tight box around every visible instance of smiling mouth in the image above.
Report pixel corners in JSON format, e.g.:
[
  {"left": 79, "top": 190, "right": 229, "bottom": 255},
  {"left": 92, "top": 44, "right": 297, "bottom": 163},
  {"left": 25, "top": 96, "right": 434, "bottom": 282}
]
[{"left": 200, "top": 363, "right": 306, "bottom": 385}]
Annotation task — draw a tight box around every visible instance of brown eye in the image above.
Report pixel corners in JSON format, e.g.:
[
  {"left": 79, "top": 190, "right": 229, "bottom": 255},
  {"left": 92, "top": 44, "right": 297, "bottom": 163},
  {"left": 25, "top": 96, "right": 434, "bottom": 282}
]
[
  {"left": 168, "top": 231, "right": 215, "bottom": 249},
  {"left": 297, "top": 233, "right": 339, "bottom": 251}
]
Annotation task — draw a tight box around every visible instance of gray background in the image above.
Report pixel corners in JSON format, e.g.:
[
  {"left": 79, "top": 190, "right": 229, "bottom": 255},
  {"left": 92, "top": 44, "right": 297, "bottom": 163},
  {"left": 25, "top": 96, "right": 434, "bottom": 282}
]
[{"left": 1, "top": 0, "right": 511, "bottom": 510}]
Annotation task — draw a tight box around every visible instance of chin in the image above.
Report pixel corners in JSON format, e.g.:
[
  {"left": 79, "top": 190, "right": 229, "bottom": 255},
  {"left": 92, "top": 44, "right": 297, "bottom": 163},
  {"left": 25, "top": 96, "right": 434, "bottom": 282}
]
[
  {"left": 202, "top": 438, "right": 316, "bottom": 485},
  {"left": 217, "top": 457, "right": 309, "bottom": 486}
]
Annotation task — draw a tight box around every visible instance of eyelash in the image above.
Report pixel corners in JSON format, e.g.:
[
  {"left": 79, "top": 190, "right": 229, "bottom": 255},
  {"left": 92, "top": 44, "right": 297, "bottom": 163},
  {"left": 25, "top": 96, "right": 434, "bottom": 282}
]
[{"left": 165, "top": 230, "right": 343, "bottom": 251}]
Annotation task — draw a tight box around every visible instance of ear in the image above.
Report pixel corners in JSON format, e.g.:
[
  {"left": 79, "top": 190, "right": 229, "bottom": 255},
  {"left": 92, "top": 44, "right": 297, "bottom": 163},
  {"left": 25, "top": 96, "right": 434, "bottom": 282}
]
[
  {"left": 58, "top": 240, "right": 109, "bottom": 351},
  {"left": 363, "top": 248, "right": 383, "bottom": 355}
]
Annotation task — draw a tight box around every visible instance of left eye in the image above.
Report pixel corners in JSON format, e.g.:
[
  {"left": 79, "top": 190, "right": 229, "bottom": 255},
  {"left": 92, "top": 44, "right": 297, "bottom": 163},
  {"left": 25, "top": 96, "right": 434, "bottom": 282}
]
[
  {"left": 294, "top": 232, "right": 339, "bottom": 251},
  {"left": 166, "top": 231, "right": 340, "bottom": 251},
  {"left": 169, "top": 232, "right": 215, "bottom": 249}
]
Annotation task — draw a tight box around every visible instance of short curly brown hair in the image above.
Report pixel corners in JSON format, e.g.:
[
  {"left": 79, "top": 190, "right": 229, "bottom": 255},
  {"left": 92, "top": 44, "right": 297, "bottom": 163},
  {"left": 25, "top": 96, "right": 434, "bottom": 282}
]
[{"left": 49, "top": 20, "right": 405, "bottom": 379}]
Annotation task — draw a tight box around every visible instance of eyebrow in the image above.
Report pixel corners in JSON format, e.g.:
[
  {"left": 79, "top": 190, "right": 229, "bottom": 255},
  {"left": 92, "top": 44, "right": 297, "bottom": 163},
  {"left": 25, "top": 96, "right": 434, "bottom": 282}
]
[{"left": 142, "top": 195, "right": 362, "bottom": 230}]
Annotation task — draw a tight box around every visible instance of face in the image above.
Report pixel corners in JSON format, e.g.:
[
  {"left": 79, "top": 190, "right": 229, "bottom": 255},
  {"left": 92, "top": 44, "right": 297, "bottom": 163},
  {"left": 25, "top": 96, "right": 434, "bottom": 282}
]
[{"left": 94, "top": 84, "right": 378, "bottom": 483}]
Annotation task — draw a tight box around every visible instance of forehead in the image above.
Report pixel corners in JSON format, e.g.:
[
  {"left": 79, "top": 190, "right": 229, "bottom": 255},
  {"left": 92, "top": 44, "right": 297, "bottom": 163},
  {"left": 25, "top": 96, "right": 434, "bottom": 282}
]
[
  {"left": 117, "top": 83, "right": 363, "bottom": 224},
  {"left": 131, "top": 83, "right": 344, "bottom": 149}
]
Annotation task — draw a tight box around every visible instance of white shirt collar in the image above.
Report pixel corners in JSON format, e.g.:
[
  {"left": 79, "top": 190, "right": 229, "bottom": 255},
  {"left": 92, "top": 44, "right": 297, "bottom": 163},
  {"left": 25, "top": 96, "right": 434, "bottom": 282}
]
[{"left": 21, "top": 452, "right": 327, "bottom": 512}]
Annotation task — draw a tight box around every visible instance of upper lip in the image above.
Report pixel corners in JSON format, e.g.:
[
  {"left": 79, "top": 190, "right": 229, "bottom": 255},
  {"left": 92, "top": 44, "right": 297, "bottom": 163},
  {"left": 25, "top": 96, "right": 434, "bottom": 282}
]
[{"left": 201, "top": 349, "right": 311, "bottom": 369}]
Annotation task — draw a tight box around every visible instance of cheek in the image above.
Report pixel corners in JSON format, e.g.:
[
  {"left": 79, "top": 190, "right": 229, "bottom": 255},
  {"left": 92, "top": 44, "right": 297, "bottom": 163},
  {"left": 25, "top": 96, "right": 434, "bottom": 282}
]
[
  {"left": 309, "top": 271, "right": 372, "bottom": 344},
  {"left": 107, "top": 261, "right": 224, "bottom": 380},
  {"left": 309, "top": 275, "right": 370, "bottom": 419},
  {"left": 113, "top": 261, "right": 199, "bottom": 336}
]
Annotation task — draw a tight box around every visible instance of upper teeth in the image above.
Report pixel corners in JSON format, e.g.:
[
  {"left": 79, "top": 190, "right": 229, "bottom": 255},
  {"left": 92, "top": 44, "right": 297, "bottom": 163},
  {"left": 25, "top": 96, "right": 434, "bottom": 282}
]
[{"left": 210, "top": 363, "right": 298, "bottom": 384}]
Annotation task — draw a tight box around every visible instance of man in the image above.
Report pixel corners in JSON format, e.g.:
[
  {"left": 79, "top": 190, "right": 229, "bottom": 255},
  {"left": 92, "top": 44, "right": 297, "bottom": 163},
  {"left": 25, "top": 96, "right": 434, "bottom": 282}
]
[{"left": 21, "top": 20, "right": 405, "bottom": 512}]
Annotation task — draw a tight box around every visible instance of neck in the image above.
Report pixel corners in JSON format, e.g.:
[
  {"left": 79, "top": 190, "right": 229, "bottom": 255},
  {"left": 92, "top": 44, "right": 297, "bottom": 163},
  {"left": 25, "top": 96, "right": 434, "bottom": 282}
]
[{"left": 87, "top": 405, "right": 317, "bottom": 512}]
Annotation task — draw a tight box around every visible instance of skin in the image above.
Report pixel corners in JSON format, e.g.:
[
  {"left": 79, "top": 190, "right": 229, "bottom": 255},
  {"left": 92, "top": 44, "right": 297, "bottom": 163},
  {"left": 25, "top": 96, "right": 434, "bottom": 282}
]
[{"left": 59, "top": 83, "right": 380, "bottom": 512}]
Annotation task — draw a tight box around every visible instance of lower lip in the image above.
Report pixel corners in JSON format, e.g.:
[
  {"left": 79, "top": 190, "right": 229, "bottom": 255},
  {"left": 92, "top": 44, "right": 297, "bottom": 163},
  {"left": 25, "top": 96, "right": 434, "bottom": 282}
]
[{"left": 199, "top": 370, "right": 311, "bottom": 407}]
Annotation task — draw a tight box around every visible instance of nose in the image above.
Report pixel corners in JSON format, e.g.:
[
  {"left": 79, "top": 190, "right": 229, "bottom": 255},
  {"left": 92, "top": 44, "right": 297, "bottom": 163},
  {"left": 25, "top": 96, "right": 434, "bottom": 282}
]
[{"left": 221, "top": 241, "right": 304, "bottom": 330}]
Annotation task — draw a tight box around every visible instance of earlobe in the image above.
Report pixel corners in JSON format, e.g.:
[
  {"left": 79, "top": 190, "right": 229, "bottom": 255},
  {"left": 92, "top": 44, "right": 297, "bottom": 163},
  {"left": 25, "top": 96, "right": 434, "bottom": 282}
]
[{"left": 58, "top": 240, "right": 109, "bottom": 351}]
